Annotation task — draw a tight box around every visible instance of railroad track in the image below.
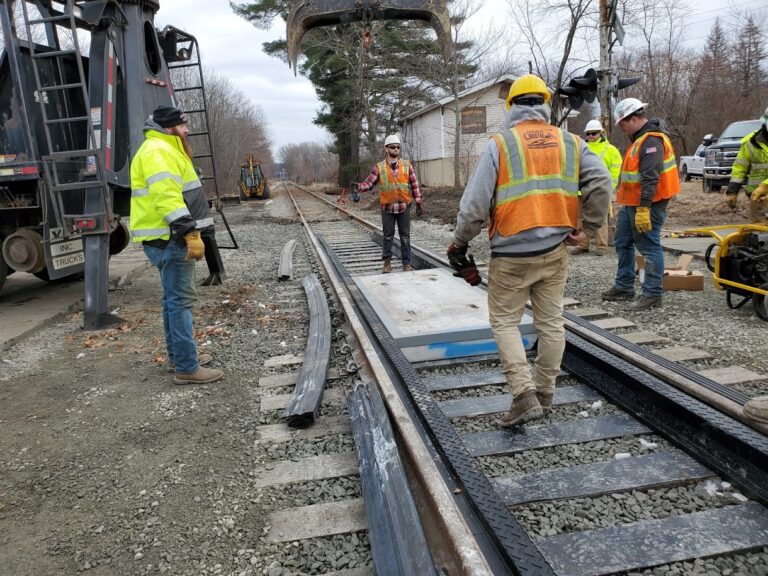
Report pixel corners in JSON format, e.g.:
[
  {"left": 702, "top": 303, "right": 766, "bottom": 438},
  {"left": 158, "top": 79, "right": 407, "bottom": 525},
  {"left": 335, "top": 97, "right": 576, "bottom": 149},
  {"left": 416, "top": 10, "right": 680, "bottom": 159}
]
[{"left": 252, "top": 182, "right": 768, "bottom": 575}]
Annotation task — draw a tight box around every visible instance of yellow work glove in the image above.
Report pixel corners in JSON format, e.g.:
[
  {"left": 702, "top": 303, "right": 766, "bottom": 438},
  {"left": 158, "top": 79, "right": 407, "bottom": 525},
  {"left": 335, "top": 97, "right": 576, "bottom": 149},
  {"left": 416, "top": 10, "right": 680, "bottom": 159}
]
[
  {"left": 634, "top": 206, "right": 652, "bottom": 234},
  {"left": 751, "top": 183, "right": 768, "bottom": 202},
  {"left": 725, "top": 195, "right": 738, "bottom": 210},
  {"left": 184, "top": 230, "right": 205, "bottom": 261}
]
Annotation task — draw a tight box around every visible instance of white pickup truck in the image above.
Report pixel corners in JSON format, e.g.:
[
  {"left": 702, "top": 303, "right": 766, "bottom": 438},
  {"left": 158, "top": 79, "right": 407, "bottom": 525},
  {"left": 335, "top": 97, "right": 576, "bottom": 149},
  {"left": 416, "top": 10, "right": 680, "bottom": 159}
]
[{"left": 678, "top": 137, "right": 711, "bottom": 181}]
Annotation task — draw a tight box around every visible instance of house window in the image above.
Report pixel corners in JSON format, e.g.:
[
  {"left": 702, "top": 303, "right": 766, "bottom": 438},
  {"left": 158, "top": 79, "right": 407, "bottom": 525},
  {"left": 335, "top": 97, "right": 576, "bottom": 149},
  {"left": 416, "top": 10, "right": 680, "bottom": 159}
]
[
  {"left": 462, "top": 107, "right": 487, "bottom": 134},
  {"left": 499, "top": 83, "right": 512, "bottom": 100}
]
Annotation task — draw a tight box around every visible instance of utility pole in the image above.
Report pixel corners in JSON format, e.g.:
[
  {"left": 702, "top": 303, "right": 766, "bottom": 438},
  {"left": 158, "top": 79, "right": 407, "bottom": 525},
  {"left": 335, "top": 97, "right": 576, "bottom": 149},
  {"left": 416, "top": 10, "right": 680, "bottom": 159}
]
[{"left": 598, "top": 0, "right": 613, "bottom": 138}]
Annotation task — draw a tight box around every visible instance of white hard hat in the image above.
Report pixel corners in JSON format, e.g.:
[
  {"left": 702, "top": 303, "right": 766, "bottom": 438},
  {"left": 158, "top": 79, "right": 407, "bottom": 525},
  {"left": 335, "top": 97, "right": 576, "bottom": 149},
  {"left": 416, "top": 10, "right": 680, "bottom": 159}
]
[
  {"left": 762, "top": 106, "right": 768, "bottom": 127},
  {"left": 585, "top": 119, "right": 604, "bottom": 132},
  {"left": 614, "top": 98, "right": 647, "bottom": 125},
  {"left": 384, "top": 134, "right": 401, "bottom": 146}
]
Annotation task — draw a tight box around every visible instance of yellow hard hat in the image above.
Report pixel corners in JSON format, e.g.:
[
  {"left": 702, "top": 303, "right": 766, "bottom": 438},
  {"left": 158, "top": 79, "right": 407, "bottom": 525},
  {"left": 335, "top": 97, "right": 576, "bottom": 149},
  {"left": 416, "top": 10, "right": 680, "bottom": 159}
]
[{"left": 506, "top": 74, "right": 551, "bottom": 109}]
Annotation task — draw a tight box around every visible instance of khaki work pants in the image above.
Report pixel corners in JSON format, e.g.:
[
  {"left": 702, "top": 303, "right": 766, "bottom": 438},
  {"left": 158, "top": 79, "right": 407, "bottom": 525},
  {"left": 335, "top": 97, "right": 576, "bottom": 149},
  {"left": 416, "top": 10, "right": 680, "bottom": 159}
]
[{"left": 487, "top": 244, "right": 569, "bottom": 399}]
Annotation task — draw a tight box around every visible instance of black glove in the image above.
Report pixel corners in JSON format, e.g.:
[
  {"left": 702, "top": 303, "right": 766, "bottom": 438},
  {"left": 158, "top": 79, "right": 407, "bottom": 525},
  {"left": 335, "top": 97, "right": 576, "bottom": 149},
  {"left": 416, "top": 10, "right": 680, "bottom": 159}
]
[
  {"left": 447, "top": 243, "right": 481, "bottom": 286},
  {"left": 726, "top": 182, "right": 741, "bottom": 197},
  {"left": 350, "top": 182, "right": 360, "bottom": 203}
]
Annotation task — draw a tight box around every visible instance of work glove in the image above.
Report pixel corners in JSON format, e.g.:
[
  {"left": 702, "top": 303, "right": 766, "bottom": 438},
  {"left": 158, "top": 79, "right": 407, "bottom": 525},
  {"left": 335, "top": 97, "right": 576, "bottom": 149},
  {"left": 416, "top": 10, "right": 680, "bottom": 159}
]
[
  {"left": 725, "top": 194, "right": 738, "bottom": 210},
  {"left": 415, "top": 197, "right": 423, "bottom": 216},
  {"left": 634, "top": 206, "right": 652, "bottom": 234},
  {"left": 751, "top": 183, "right": 768, "bottom": 203},
  {"left": 349, "top": 181, "right": 360, "bottom": 203},
  {"left": 447, "top": 243, "right": 481, "bottom": 286},
  {"left": 184, "top": 230, "right": 205, "bottom": 261}
]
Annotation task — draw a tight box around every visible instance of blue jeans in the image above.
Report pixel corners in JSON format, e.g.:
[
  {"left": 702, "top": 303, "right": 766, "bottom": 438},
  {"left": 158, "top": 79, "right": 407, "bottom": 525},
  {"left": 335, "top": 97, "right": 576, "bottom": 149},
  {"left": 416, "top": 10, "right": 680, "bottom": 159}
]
[
  {"left": 613, "top": 204, "right": 667, "bottom": 298},
  {"left": 381, "top": 208, "right": 411, "bottom": 264},
  {"left": 143, "top": 242, "right": 199, "bottom": 373}
]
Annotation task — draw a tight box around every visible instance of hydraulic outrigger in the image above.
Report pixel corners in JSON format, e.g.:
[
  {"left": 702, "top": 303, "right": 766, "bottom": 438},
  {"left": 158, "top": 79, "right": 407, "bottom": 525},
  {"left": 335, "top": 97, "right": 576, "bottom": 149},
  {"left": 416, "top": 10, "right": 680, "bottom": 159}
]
[{"left": 286, "top": 0, "right": 454, "bottom": 72}]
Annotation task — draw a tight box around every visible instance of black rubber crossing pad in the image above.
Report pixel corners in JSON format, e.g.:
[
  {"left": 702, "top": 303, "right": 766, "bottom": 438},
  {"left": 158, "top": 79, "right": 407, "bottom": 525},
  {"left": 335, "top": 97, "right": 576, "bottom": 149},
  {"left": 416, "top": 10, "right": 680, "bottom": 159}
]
[
  {"left": 494, "top": 450, "right": 713, "bottom": 506},
  {"left": 463, "top": 414, "right": 650, "bottom": 457},
  {"left": 423, "top": 369, "right": 505, "bottom": 392},
  {"left": 537, "top": 502, "right": 768, "bottom": 576},
  {"left": 439, "top": 385, "right": 600, "bottom": 418}
]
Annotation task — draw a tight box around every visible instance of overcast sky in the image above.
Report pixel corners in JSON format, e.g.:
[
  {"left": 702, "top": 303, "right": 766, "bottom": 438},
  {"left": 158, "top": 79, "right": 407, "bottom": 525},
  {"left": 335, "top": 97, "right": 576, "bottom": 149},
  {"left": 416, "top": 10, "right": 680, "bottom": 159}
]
[{"left": 155, "top": 0, "right": 759, "bottom": 155}]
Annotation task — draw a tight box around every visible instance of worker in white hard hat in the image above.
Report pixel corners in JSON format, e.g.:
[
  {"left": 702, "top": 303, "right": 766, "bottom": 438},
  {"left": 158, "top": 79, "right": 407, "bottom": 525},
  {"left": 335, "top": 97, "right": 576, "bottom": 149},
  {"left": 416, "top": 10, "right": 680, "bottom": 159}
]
[
  {"left": 571, "top": 119, "right": 623, "bottom": 256},
  {"left": 601, "top": 98, "right": 680, "bottom": 311},
  {"left": 355, "top": 134, "right": 424, "bottom": 273},
  {"left": 448, "top": 74, "right": 611, "bottom": 428},
  {"left": 726, "top": 106, "right": 768, "bottom": 223}
]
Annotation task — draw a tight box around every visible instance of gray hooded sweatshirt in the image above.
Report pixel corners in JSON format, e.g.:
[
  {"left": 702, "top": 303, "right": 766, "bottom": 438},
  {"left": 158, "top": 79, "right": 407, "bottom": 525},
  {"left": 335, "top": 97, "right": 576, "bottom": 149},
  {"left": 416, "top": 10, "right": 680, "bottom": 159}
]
[{"left": 453, "top": 104, "right": 611, "bottom": 256}]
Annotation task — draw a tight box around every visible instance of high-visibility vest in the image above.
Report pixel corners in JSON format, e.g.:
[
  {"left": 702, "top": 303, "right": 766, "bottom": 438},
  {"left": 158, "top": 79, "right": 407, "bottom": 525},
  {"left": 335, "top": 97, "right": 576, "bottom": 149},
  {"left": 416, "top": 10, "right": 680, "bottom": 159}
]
[
  {"left": 616, "top": 131, "right": 680, "bottom": 206},
  {"left": 377, "top": 159, "right": 412, "bottom": 205},
  {"left": 129, "top": 130, "right": 200, "bottom": 242},
  {"left": 587, "top": 138, "right": 622, "bottom": 190},
  {"left": 489, "top": 121, "right": 581, "bottom": 238},
  {"left": 731, "top": 130, "right": 768, "bottom": 193}
]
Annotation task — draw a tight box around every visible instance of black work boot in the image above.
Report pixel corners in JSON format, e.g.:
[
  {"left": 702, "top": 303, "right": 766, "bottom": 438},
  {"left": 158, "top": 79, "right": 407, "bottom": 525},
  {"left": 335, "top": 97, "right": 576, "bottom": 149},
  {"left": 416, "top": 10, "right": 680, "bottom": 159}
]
[
  {"left": 500, "top": 390, "right": 543, "bottom": 428},
  {"left": 601, "top": 286, "right": 635, "bottom": 301}
]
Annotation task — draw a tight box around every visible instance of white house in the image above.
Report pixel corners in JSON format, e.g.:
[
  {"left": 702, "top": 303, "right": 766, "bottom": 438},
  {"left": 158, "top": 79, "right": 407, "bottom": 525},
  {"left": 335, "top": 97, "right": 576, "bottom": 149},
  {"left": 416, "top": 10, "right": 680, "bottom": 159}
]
[{"left": 400, "top": 75, "right": 517, "bottom": 187}]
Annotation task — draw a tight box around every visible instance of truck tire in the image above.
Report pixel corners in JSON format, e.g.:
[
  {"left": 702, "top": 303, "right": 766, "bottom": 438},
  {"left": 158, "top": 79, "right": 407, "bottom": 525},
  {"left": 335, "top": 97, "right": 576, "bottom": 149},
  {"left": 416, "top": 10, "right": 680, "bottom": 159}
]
[
  {"left": 681, "top": 165, "right": 690, "bottom": 182},
  {"left": 0, "top": 250, "right": 7, "bottom": 292},
  {"left": 702, "top": 179, "right": 721, "bottom": 193}
]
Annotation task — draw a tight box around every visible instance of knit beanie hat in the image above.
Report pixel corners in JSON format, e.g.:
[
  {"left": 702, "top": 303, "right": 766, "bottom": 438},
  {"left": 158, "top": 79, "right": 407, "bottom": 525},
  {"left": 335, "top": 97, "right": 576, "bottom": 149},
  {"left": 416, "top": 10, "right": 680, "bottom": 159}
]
[{"left": 152, "top": 105, "right": 188, "bottom": 128}]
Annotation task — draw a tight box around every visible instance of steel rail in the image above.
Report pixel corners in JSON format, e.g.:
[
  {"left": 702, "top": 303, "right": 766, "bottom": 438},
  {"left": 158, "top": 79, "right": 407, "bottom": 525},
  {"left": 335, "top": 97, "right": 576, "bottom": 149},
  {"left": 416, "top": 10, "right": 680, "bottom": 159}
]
[
  {"left": 347, "top": 381, "right": 441, "bottom": 575},
  {"left": 285, "top": 184, "right": 496, "bottom": 575}
]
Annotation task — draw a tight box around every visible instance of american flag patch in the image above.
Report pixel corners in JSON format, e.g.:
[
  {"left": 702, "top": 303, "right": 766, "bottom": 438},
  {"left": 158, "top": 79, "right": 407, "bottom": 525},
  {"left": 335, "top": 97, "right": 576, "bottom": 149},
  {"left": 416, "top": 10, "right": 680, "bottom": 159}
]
[{"left": 645, "top": 146, "right": 657, "bottom": 153}]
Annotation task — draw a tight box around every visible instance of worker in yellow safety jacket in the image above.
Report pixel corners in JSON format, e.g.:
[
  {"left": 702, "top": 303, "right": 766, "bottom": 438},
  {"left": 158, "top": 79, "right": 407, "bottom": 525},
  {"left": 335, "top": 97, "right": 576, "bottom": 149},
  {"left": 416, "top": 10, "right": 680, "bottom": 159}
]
[
  {"left": 571, "top": 119, "right": 623, "bottom": 255},
  {"left": 726, "top": 106, "right": 768, "bottom": 223},
  {"left": 601, "top": 98, "right": 680, "bottom": 312},
  {"left": 448, "top": 74, "right": 611, "bottom": 428},
  {"left": 130, "top": 105, "right": 223, "bottom": 385}
]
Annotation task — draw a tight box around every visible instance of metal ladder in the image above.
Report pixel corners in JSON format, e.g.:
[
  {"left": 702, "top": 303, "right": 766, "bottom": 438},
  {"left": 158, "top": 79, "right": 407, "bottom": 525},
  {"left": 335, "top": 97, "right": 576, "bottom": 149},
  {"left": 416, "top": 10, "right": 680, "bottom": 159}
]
[
  {"left": 20, "top": 0, "right": 112, "bottom": 237},
  {"left": 165, "top": 27, "right": 238, "bottom": 249},
  {"left": 20, "top": 0, "right": 120, "bottom": 329}
]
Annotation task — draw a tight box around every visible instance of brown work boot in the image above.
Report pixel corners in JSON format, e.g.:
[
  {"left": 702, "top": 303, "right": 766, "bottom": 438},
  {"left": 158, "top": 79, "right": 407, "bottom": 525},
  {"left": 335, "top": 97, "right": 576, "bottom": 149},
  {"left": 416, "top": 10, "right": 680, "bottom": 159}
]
[
  {"left": 174, "top": 366, "right": 224, "bottom": 385},
  {"left": 568, "top": 246, "right": 590, "bottom": 256},
  {"left": 744, "top": 396, "right": 768, "bottom": 424},
  {"left": 381, "top": 258, "right": 392, "bottom": 274},
  {"left": 500, "top": 390, "right": 543, "bottom": 428},
  {"left": 601, "top": 286, "right": 635, "bottom": 301},
  {"left": 403, "top": 264, "right": 414, "bottom": 271},
  {"left": 167, "top": 353, "right": 213, "bottom": 373},
  {"left": 628, "top": 295, "right": 662, "bottom": 311},
  {"left": 593, "top": 247, "right": 609, "bottom": 256},
  {"left": 536, "top": 390, "right": 554, "bottom": 412}
]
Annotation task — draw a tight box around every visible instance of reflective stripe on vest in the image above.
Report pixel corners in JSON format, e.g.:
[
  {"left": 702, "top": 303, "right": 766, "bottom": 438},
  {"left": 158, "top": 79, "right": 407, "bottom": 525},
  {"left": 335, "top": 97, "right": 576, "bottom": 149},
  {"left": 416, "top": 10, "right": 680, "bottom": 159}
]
[
  {"left": 377, "top": 160, "right": 412, "bottom": 205},
  {"left": 617, "top": 131, "right": 680, "bottom": 205},
  {"left": 489, "top": 122, "right": 581, "bottom": 238}
]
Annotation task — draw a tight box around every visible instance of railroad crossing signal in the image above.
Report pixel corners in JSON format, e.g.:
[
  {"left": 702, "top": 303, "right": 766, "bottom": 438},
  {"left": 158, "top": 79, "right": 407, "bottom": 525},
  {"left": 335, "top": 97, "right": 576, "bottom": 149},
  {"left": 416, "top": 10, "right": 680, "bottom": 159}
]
[{"left": 558, "top": 67, "right": 642, "bottom": 110}]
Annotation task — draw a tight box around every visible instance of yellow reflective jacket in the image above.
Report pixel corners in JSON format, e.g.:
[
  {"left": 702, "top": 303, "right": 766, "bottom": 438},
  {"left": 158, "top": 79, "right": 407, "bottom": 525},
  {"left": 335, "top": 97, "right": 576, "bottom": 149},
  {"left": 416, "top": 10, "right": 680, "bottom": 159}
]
[
  {"left": 587, "top": 138, "right": 622, "bottom": 190},
  {"left": 731, "top": 130, "right": 768, "bottom": 194},
  {"left": 129, "top": 129, "right": 195, "bottom": 243}
]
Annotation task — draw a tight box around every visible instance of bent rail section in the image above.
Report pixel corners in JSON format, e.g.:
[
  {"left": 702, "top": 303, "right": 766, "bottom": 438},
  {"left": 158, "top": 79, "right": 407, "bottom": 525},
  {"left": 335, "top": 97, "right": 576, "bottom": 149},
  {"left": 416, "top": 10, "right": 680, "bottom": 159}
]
[
  {"left": 278, "top": 239, "right": 298, "bottom": 281},
  {"left": 283, "top": 273, "right": 331, "bottom": 428}
]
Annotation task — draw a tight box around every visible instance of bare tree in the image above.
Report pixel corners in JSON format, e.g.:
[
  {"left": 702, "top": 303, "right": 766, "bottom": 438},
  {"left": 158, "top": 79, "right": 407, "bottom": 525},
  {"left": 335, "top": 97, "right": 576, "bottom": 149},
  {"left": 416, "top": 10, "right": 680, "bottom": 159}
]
[{"left": 278, "top": 142, "right": 337, "bottom": 184}]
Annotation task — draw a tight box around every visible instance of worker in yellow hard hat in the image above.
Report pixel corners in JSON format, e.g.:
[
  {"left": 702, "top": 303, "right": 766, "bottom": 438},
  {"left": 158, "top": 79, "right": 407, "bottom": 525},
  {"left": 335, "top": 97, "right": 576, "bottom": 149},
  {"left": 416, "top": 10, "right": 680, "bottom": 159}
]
[{"left": 448, "top": 74, "right": 611, "bottom": 427}]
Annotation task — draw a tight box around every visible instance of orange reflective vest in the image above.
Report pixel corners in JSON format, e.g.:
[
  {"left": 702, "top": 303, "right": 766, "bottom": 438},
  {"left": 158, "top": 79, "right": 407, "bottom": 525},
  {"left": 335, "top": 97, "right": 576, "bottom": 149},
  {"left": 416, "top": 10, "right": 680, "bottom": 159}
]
[
  {"left": 617, "top": 131, "right": 680, "bottom": 206},
  {"left": 489, "top": 121, "right": 581, "bottom": 238},
  {"left": 377, "top": 159, "right": 412, "bottom": 205}
]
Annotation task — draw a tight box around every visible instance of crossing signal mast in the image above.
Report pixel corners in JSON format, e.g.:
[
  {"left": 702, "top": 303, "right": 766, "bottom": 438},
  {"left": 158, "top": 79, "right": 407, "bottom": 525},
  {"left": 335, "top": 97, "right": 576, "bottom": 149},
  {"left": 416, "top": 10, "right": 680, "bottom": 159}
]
[{"left": 558, "top": 0, "right": 641, "bottom": 137}]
